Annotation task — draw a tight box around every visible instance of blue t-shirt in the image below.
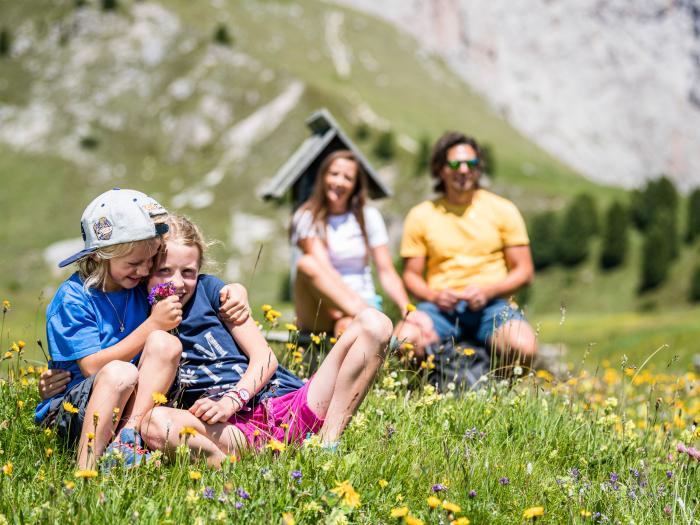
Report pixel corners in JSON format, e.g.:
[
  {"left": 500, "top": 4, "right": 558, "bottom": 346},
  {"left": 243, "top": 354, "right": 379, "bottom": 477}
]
[
  {"left": 34, "top": 273, "right": 149, "bottom": 422},
  {"left": 176, "top": 274, "right": 303, "bottom": 408}
]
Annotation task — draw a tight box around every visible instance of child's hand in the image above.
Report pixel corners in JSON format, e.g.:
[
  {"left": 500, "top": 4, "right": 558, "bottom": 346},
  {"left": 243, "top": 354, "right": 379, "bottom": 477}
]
[
  {"left": 150, "top": 295, "right": 182, "bottom": 331},
  {"left": 189, "top": 395, "right": 241, "bottom": 424},
  {"left": 219, "top": 283, "right": 250, "bottom": 325},
  {"left": 38, "top": 369, "right": 71, "bottom": 399}
]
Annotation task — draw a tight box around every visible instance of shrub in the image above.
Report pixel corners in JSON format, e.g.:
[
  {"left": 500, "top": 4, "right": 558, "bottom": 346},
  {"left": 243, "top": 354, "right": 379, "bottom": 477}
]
[
  {"left": 529, "top": 211, "right": 558, "bottom": 270},
  {"left": 0, "top": 28, "right": 10, "bottom": 57},
  {"left": 413, "top": 135, "right": 430, "bottom": 176},
  {"left": 373, "top": 130, "right": 395, "bottom": 161},
  {"left": 571, "top": 193, "right": 599, "bottom": 237},
  {"left": 556, "top": 201, "right": 590, "bottom": 267},
  {"left": 354, "top": 122, "right": 370, "bottom": 142},
  {"left": 685, "top": 187, "right": 700, "bottom": 243},
  {"left": 101, "top": 0, "right": 118, "bottom": 11},
  {"left": 600, "top": 201, "right": 629, "bottom": 270},
  {"left": 639, "top": 225, "right": 672, "bottom": 292},
  {"left": 213, "top": 23, "right": 233, "bottom": 46},
  {"left": 689, "top": 265, "right": 700, "bottom": 302}
]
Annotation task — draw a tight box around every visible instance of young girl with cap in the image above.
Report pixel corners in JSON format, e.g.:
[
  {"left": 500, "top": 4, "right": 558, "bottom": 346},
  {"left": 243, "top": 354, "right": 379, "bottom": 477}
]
[
  {"left": 138, "top": 215, "right": 392, "bottom": 466},
  {"left": 35, "top": 189, "right": 246, "bottom": 470}
]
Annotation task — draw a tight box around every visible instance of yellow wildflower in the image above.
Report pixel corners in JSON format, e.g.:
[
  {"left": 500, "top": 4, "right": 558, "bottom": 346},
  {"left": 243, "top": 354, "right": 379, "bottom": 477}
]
[
  {"left": 62, "top": 401, "right": 79, "bottom": 414},
  {"left": 10, "top": 343, "right": 19, "bottom": 353},
  {"left": 75, "top": 469, "right": 98, "bottom": 479},
  {"left": 64, "top": 480, "right": 76, "bottom": 491},
  {"left": 285, "top": 323, "right": 298, "bottom": 331},
  {"left": 16, "top": 400, "right": 24, "bottom": 409},
  {"left": 405, "top": 517, "right": 424, "bottom": 525},
  {"left": 286, "top": 342, "right": 297, "bottom": 350},
  {"left": 3, "top": 352, "right": 11, "bottom": 360},
  {"left": 17, "top": 340, "right": 25, "bottom": 349},
  {"left": 189, "top": 470, "right": 202, "bottom": 481},
  {"left": 402, "top": 342, "right": 414, "bottom": 351},
  {"left": 329, "top": 337, "right": 337, "bottom": 344},
  {"left": 86, "top": 432, "right": 95, "bottom": 441},
  {"left": 450, "top": 519, "right": 470, "bottom": 525},
  {"left": 179, "top": 426, "right": 198, "bottom": 438},
  {"left": 267, "top": 439, "right": 286, "bottom": 452},
  {"left": 92, "top": 412, "right": 99, "bottom": 426},
  {"left": 26, "top": 365, "right": 35, "bottom": 374},
  {"left": 152, "top": 392, "right": 168, "bottom": 405},
  {"left": 463, "top": 348, "right": 475, "bottom": 357},
  {"left": 281, "top": 512, "right": 295, "bottom": 525},
  {"left": 44, "top": 428, "right": 53, "bottom": 437},
  {"left": 523, "top": 506, "right": 544, "bottom": 519},
  {"left": 45, "top": 448, "right": 53, "bottom": 458},
  {"left": 406, "top": 303, "right": 416, "bottom": 312},
  {"left": 442, "top": 501, "right": 461, "bottom": 513},
  {"left": 580, "top": 510, "right": 592, "bottom": 517},
  {"left": 228, "top": 454, "right": 238, "bottom": 464},
  {"left": 265, "top": 309, "right": 282, "bottom": 323},
  {"left": 292, "top": 351, "right": 303, "bottom": 363},
  {"left": 261, "top": 304, "right": 272, "bottom": 312},
  {"left": 378, "top": 479, "right": 389, "bottom": 488},
  {"left": 427, "top": 495, "right": 441, "bottom": 508},
  {"left": 390, "top": 506, "right": 409, "bottom": 518},
  {"left": 331, "top": 480, "right": 361, "bottom": 508},
  {"left": 2, "top": 300, "right": 10, "bottom": 312},
  {"left": 310, "top": 334, "right": 321, "bottom": 345},
  {"left": 2, "top": 462, "right": 12, "bottom": 476}
]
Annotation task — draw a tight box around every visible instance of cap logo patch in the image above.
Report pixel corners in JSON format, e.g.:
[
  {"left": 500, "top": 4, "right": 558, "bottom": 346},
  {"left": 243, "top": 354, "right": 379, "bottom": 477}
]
[
  {"left": 142, "top": 202, "right": 165, "bottom": 213},
  {"left": 93, "top": 217, "right": 113, "bottom": 241}
]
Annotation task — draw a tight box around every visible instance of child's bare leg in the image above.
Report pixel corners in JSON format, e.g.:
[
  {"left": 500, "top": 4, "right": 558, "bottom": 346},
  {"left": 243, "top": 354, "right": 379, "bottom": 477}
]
[
  {"left": 141, "top": 407, "right": 247, "bottom": 468},
  {"left": 77, "top": 361, "right": 139, "bottom": 470},
  {"left": 306, "top": 309, "right": 392, "bottom": 444},
  {"left": 121, "top": 331, "right": 181, "bottom": 434}
]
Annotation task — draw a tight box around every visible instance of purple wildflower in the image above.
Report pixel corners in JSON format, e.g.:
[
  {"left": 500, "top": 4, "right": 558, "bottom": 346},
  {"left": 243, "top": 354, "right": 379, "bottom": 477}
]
[
  {"left": 570, "top": 467, "right": 580, "bottom": 479},
  {"left": 629, "top": 468, "right": 640, "bottom": 478},
  {"left": 499, "top": 477, "right": 510, "bottom": 486},
  {"left": 147, "top": 282, "right": 178, "bottom": 305},
  {"left": 431, "top": 483, "right": 447, "bottom": 492},
  {"left": 235, "top": 502, "right": 243, "bottom": 510},
  {"left": 609, "top": 472, "right": 619, "bottom": 483},
  {"left": 202, "top": 487, "right": 215, "bottom": 500},
  {"left": 291, "top": 470, "right": 302, "bottom": 482},
  {"left": 666, "top": 470, "right": 673, "bottom": 479},
  {"left": 468, "top": 490, "right": 477, "bottom": 498},
  {"left": 663, "top": 505, "right": 672, "bottom": 516},
  {"left": 236, "top": 488, "right": 250, "bottom": 500}
]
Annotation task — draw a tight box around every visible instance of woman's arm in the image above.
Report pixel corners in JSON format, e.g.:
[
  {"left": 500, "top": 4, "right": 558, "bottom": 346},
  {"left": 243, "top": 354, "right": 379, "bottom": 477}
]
[
  {"left": 78, "top": 296, "right": 182, "bottom": 376},
  {"left": 372, "top": 244, "right": 411, "bottom": 316},
  {"left": 189, "top": 309, "right": 279, "bottom": 425}
]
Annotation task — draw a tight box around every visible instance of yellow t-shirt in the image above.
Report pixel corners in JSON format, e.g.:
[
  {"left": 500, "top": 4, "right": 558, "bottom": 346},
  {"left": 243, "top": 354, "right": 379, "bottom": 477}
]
[{"left": 400, "top": 190, "right": 530, "bottom": 291}]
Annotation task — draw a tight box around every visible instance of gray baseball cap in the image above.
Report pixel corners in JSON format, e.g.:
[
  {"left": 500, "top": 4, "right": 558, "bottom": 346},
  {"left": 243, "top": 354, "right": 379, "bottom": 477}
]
[{"left": 58, "top": 188, "right": 169, "bottom": 268}]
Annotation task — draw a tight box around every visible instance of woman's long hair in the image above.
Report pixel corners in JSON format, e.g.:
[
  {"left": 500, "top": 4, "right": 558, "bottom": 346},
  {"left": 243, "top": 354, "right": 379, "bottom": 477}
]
[{"left": 296, "top": 149, "right": 370, "bottom": 248}]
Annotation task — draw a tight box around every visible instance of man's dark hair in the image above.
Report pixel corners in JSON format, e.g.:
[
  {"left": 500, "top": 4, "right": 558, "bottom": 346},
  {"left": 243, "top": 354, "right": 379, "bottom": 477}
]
[{"left": 429, "top": 131, "right": 485, "bottom": 193}]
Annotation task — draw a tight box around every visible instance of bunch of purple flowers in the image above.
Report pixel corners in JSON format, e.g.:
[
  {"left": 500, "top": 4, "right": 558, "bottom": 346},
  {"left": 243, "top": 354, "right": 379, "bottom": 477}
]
[{"left": 148, "top": 282, "right": 178, "bottom": 306}]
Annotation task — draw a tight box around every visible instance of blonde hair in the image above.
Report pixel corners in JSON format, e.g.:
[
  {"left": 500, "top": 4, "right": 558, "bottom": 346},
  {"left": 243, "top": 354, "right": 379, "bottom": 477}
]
[
  {"left": 77, "top": 238, "right": 162, "bottom": 291},
  {"left": 161, "top": 214, "right": 213, "bottom": 270}
]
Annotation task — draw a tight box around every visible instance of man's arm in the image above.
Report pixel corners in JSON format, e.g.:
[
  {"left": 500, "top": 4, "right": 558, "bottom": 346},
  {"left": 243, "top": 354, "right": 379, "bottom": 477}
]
[{"left": 403, "top": 256, "right": 460, "bottom": 311}]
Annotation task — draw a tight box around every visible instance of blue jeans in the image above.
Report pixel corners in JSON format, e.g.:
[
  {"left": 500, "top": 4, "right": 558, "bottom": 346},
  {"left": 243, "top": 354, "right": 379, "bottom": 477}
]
[{"left": 418, "top": 298, "right": 526, "bottom": 346}]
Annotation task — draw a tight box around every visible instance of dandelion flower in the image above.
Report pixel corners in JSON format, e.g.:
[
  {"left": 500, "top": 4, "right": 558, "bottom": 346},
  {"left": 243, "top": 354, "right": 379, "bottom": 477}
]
[
  {"left": 62, "top": 401, "right": 79, "bottom": 414},
  {"left": 463, "top": 348, "right": 476, "bottom": 357},
  {"left": 261, "top": 304, "right": 272, "bottom": 312},
  {"left": 311, "top": 334, "right": 321, "bottom": 345},
  {"left": 10, "top": 342, "right": 19, "bottom": 353},
  {"left": 64, "top": 480, "right": 76, "bottom": 491},
  {"left": 390, "top": 506, "right": 409, "bottom": 518},
  {"left": 179, "top": 426, "right": 198, "bottom": 438},
  {"left": 152, "top": 392, "right": 168, "bottom": 405},
  {"left": 285, "top": 323, "right": 298, "bottom": 331},
  {"left": 523, "top": 506, "right": 544, "bottom": 519},
  {"left": 45, "top": 448, "right": 53, "bottom": 458},
  {"left": 2, "top": 462, "right": 12, "bottom": 476},
  {"left": 16, "top": 400, "right": 24, "bottom": 409},
  {"left": 580, "top": 510, "right": 592, "bottom": 517},
  {"left": 281, "top": 512, "right": 295, "bottom": 525},
  {"left": 92, "top": 412, "right": 100, "bottom": 426},
  {"left": 378, "top": 479, "right": 389, "bottom": 489},
  {"left": 267, "top": 439, "right": 286, "bottom": 452},
  {"left": 406, "top": 303, "right": 416, "bottom": 313},
  {"left": 405, "top": 516, "right": 424, "bottom": 525},
  {"left": 450, "top": 519, "right": 470, "bottom": 525},
  {"left": 75, "top": 469, "right": 98, "bottom": 479},
  {"left": 17, "top": 340, "right": 25, "bottom": 349},
  {"left": 2, "top": 300, "right": 10, "bottom": 312},
  {"left": 442, "top": 501, "right": 461, "bottom": 513},
  {"left": 427, "top": 496, "right": 441, "bottom": 508},
  {"left": 86, "top": 432, "right": 95, "bottom": 441},
  {"left": 3, "top": 352, "right": 12, "bottom": 360},
  {"left": 189, "top": 470, "right": 202, "bottom": 481},
  {"left": 329, "top": 337, "right": 337, "bottom": 344},
  {"left": 331, "top": 480, "right": 361, "bottom": 508}
]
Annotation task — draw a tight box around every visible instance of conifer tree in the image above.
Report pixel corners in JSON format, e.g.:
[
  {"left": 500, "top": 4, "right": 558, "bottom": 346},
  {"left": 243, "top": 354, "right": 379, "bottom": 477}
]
[
  {"left": 413, "top": 135, "right": 430, "bottom": 176},
  {"left": 600, "top": 201, "right": 629, "bottom": 269},
  {"left": 685, "top": 188, "right": 700, "bottom": 243},
  {"left": 572, "top": 193, "right": 599, "bottom": 237},
  {"left": 556, "top": 202, "right": 590, "bottom": 267},
  {"left": 689, "top": 265, "right": 700, "bottom": 302},
  {"left": 639, "top": 225, "right": 672, "bottom": 291},
  {"left": 529, "top": 211, "right": 558, "bottom": 270},
  {"left": 0, "top": 28, "right": 10, "bottom": 57},
  {"left": 373, "top": 130, "right": 395, "bottom": 161}
]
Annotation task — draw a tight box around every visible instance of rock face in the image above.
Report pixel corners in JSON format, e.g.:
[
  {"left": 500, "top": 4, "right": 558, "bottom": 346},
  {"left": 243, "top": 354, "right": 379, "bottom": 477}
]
[{"left": 332, "top": 0, "right": 700, "bottom": 191}]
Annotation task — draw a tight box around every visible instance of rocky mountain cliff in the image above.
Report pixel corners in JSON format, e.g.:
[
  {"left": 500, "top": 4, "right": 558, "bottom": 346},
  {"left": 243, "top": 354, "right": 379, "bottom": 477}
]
[{"left": 332, "top": 0, "right": 700, "bottom": 191}]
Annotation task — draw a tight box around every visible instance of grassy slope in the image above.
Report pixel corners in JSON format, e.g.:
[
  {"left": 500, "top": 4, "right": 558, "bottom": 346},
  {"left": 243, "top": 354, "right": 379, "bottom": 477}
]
[{"left": 1, "top": 0, "right": 698, "bottom": 369}]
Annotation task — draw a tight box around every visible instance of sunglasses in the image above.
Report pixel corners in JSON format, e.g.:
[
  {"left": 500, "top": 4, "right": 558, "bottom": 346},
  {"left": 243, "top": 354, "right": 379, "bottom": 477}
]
[{"left": 446, "top": 158, "right": 480, "bottom": 170}]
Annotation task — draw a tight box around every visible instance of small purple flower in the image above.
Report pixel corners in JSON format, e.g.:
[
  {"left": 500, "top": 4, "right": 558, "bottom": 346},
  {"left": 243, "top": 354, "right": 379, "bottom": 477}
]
[
  {"left": 499, "top": 477, "right": 510, "bottom": 486},
  {"left": 236, "top": 488, "right": 250, "bottom": 500},
  {"left": 235, "top": 502, "right": 243, "bottom": 510},
  {"left": 570, "top": 467, "right": 580, "bottom": 479},
  {"left": 609, "top": 472, "right": 619, "bottom": 483},
  {"left": 202, "top": 487, "right": 215, "bottom": 500},
  {"left": 666, "top": 470, "right": 674, "bottom": 479},
  {"left": 291, "top": 470, "right": 302, "bottom": 482},
  {"left": 663, "top": 504, "right": 672, "bottom": 516},
  {"left": 147, "top": 281, "right": 178, "bottom": 305},
  {"left": 629, "top": 468, "right": 640, "bottom": 478},
  {"left": 468, "top": 490, "right": 477, "bottom": 498},
  {"left": 432, "top": 483, "right": 447, "bottom": 492}
]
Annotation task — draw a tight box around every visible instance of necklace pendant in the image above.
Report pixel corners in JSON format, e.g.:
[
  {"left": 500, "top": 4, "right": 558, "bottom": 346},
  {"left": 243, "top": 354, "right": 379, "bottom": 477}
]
[{"left": 119, "top": 324, "right": 125, "bottom": 333}]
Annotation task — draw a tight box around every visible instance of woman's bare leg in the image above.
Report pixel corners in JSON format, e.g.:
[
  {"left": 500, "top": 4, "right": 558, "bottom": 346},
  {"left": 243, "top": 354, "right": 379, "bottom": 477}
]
[
  {"left": 306, "top": 309, "right": 392, "bottom": 443},
  {"left": 489, "top": 319, "right": 537, "bottom": 369}
]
